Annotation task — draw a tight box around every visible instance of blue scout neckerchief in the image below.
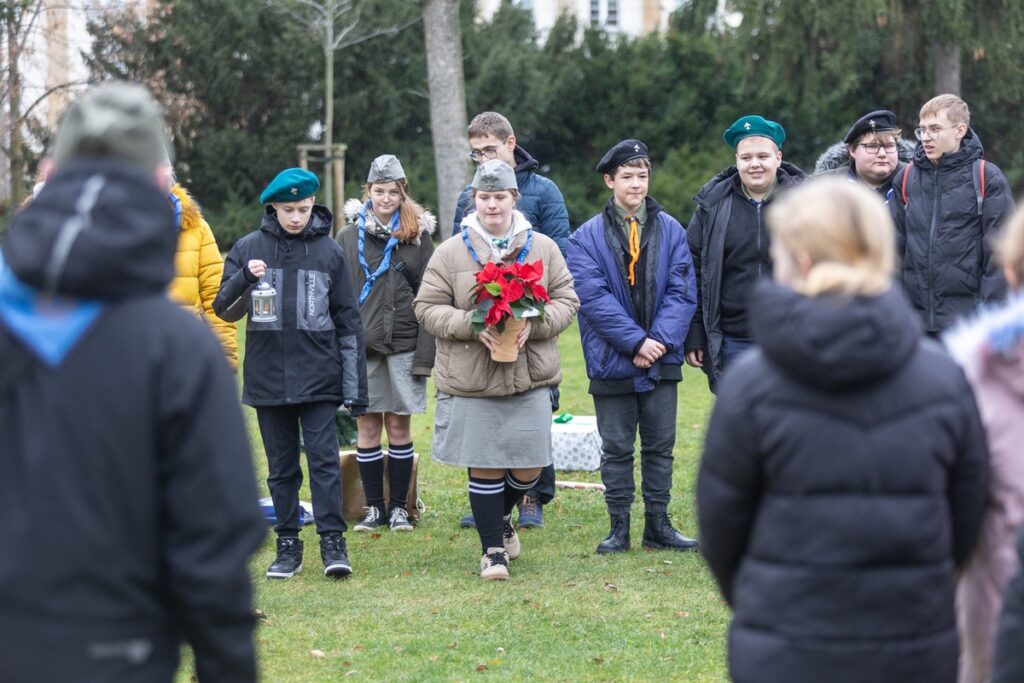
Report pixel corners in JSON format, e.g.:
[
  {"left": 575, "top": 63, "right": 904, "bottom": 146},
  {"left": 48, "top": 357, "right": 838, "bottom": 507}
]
[
  {"left": 462, "top": 226, "right": 533, "bottom": 267},
  {"left": 168, "top": 190, "right": 182, "bottom": 227},
  {"left": 356, "top": 201, "right": 401, "bottom": 305}
]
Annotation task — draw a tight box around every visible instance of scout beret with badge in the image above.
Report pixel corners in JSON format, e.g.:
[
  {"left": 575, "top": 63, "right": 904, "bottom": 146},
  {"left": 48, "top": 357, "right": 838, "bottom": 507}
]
[
  {"left": 472, "top": 159, "right": 518, "bottom": 192},
  {"left": 843, "top": 110, "right": 898, "bottom": 144},
  {"left": 259, "top": 167, "right": 320, "bottom": 204},
  {"left": 723, "top": 115, "right": 786, "bottom": 149},
  {"left": 596, "top": 139, "right": 649, "bottom": 175},
  {"left": 367, "top": 154, "right": 406, "bottom": 183}
]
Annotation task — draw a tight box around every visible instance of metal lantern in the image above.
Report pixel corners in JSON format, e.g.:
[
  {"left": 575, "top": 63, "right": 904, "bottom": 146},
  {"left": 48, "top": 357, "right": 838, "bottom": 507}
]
[{"left": 250, "top": 278, "right": 278, "bottom": 323}]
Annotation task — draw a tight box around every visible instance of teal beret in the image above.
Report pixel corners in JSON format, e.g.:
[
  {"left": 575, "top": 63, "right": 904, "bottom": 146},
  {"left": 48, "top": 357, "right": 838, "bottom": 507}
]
[
  {"left": 259, "top": 167, "right": 319, "bottom": 204},
  {"left": 472, "top": 159, "right": 518, "bottom": 192},
  {"left": 723, "top": 115, "right": 786, "bottom": 149}
]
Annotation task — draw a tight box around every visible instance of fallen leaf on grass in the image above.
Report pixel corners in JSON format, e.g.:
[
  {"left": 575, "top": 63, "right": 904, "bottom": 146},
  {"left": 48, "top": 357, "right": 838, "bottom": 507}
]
[
  {"left": 345, "top": 670, "right": 359, "bottom": 677},
  {"left": 370, "top": 533, "right": 383, "bottom": 540},
  {"left": 476, "top": 664, "right": 488, "bottom": 672},
  {"left": 254, "top": 609, "right": 268, "bottom": 620},
  {"left": 676, "top": 611, "right": 690, "bottom": 618},
  {"left": 353, "top": 644, "right": 364, "bottom": 652},
  {"left": 310, "top": 649, "right": 326, "bottom": 659},
  {"left": 662, "top": 560, "right": 673, "bottom": 565},
  {"left": 448, "top": 641, "right": 458, "bottom": 650},
  {"left": 402, "top": 570, "right": 412, "bottom": 577},
  {"left": 659, "top": 630, "right": 666, "bottom": 640},
  {"left": 489, "top": 658, "right": 503, "bottom": 666},
  {"left": 592, "top": 657, "right": 605, "bottom": 664},
  {"left": 342, "top": 661, "right": 351, "bottom": 667},
  {"left": 428, "top": 656, "right": 440, "bottom": 662},
  {"left": 603, "top": 582, "right": 618, "bottom": 592}
]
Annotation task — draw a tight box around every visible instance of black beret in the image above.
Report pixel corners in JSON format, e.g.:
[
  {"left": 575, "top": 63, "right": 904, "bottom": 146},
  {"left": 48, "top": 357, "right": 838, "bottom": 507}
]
[
  {"left": 843, "top": 110, "right": 898, "bottom": 144},
  {"left": 596, "top": 139, "right": 649, "bottom": 175}
]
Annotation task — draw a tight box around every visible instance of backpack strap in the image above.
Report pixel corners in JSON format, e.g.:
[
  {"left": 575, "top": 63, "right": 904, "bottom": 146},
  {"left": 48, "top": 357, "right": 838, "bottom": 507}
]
[
  {"left": 972, "top": 159, "right": 986, "bottom": 215},
  {"left": 900, "top": 165, "right": 911, "bottom": 208}
]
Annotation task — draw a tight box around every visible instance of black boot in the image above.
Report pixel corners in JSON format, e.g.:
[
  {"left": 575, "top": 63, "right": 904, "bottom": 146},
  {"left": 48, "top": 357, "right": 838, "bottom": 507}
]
[
  {"left": 596, "top": 513, "right": 630, "bottom": 554},
  {"left": 642, "top": 513, "right": 699, "bottom": 551}
]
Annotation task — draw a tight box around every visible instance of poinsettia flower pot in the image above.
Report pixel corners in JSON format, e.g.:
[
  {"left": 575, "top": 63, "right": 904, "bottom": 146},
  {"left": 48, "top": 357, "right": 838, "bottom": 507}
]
[{"left": 489, "top": 318, "right": 526, "bottom": 362}]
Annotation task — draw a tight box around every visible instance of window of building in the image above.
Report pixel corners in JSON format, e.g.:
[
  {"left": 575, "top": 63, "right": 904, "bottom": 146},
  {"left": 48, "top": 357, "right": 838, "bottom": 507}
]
[{"left": 607, "top": 0, "right": 618, "bottom": 26}]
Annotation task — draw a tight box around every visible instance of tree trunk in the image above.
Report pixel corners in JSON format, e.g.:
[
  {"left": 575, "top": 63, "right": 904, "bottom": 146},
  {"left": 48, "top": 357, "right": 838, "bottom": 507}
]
[
  {"left": 7, "top": 16, "right": 25, "bottom": 208},
  {"left": 932, "top": 41, "right": 961, "bottom": 95},
  {"left": 422, "top": 0, "right": 469, "bottom": 238}
]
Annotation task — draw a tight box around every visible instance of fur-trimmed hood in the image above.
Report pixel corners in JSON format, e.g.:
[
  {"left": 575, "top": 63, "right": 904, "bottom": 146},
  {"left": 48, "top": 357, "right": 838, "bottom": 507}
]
[
  {"left": 945, "top": 294, "right": 1024, "bottom": 399},
  {"left": 169, "top": 183, "right": 204, "bottom": 233},
  {"left": 343, "top": 197, "right": 435, "bottom": 246},
  {"left": 814, "top": 138, "right": 916, "bottom": 175}
]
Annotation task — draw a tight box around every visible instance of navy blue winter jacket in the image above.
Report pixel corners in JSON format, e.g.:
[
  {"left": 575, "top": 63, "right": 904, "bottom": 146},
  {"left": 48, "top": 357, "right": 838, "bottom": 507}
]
[
  {"left": 567, "top": 197, "right": 696, "bottom": 393},
  {"left": 452, "top": 146, "right": 569, "bottom": 254}
]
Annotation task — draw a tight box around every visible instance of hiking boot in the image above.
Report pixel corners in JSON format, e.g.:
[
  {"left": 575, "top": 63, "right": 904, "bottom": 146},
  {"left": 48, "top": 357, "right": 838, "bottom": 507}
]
[
  {"left": 596, "top": 513, "right": 630, "bottom": 554},
  {"left": 502, "top": 515, "right": 521, "bottom": 560},
  {"left": 389, "top": 506, "right": 414, "bottom": 532},
  {"left": 459, "top": 512, "right": 476, "bottom": 528},
  {"left": 266, "top": 536, "right": 303, "bottom": 579},
  {"left": 642, "top": 513, "right": 699, "bottom": 552},
  {"left": 517, "top": 493, "right": 543, "bottom": 528},
  {"left": 480, "top": 547, "right": 510, "bottom": 580},
  {"left": 320, "top": 533, "right": 353, "bottom": 578},
  {"left": 354, "top": 505, "right": 385, "bottom": 532}
]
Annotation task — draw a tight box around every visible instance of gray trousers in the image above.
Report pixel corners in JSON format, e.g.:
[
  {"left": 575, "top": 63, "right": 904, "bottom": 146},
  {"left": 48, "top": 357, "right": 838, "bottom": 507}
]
[{"left": 593, "top": 381, "right": 678, "bottom": 516}]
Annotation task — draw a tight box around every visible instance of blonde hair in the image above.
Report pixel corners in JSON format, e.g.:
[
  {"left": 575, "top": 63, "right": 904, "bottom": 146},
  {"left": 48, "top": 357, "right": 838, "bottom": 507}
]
[
  {"left": 766, "top": 178, "right": 895, "bottom": 297},
  {"left": 360, "top": 178, "right": 426, "bottom": 244},
  {"left": 995, "top": 206, "right": 1024, "bottom": 286},
  {"left": 921, "top": 94, "right": 971, "bottom": 127}
]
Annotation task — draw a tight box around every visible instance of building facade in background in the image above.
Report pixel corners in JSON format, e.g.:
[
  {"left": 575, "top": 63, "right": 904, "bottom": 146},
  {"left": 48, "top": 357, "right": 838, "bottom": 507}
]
[{"left": 476, "top": 0, "right": 683, "bottom": 37}]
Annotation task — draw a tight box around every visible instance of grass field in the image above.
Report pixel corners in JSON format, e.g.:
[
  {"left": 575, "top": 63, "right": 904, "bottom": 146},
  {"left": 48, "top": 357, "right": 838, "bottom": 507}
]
[{"left": 182, "top": 321, "right": 729, "bottom": 682}]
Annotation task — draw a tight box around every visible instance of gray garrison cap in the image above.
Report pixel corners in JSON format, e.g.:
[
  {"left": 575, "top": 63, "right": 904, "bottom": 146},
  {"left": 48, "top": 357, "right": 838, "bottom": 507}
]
[
  {"left": 52, "top": 81, "right": 171, "bottom": 170},
  {"left": 367, "top": 154, "right": 406, "bottom": 183},
  {"left": 471, "top": 159, "right": 518, "bottom": 192}
]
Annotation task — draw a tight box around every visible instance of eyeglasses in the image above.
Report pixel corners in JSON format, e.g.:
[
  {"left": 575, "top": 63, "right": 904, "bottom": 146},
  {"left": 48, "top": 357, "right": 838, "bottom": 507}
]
[
  {"left": 468, "top": 138, "right": 509, "bottom": 163},
  {"left": 914, "top": 125, "right": 958, "bottom": 140},
  {"left": 858, "top": 142, "right": 898, "bottom": 154}
]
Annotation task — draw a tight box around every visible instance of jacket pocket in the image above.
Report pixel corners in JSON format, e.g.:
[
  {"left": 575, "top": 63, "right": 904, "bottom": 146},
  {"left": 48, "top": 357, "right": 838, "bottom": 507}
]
[
  {"left": 525, "top": 339, "right": 560, "bottom": 383},
  {"left": 437, "top": 341, "right": 491, "bottom": 393}
]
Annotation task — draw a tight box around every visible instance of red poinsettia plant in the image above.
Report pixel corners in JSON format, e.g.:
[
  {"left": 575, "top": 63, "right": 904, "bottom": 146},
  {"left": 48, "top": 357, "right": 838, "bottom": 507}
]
[{"left": 470, "top": 260, "right": 551, "bottom": 333}]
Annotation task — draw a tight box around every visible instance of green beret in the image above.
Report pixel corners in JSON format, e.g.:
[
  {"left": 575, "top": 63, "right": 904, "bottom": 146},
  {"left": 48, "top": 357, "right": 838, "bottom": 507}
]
[
  {"left": 723, "top": 115, "right": 786, "bottom": 149},
  {"left": 472, "top": 159, "right": 518, "bottom": 192},
  {"left": 259, "top": 167, "right": 319, "bottom": 204},
  {"left": 367, "top": 154, "right": 406, "bottom": 183}
]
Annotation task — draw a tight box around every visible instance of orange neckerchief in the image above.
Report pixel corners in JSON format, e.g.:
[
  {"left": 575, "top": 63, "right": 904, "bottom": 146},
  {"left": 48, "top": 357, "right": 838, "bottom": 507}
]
[{"left": 625, "top": 212, "right": 640, "bottom": 286}]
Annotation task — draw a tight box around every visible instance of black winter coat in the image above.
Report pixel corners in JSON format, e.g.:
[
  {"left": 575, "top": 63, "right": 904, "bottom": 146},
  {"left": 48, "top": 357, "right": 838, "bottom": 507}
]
[
  {"left": 337, "top": 200, "right": 435, "bottom": 374},
  {"left": 697, "top": 282, "right": 989, "bottom": 683},
  {"left": 684, "top": 162, "right": 806, "bottom": 390},
  {"left": 890, "top": 129, "right": 1013, "bottom": 333},
  {"left": 214, "top": 205, "right": 368, "bottom": 412},
  {"left": 0, "top": 160, "right": 266, "bottom": 682},
  {"left": 993, "top": 526, "right": 1024, "bottom": 683}
]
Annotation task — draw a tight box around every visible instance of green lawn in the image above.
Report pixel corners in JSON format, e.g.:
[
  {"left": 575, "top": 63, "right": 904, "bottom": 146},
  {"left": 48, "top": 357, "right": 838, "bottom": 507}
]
[{"left": 186, "top": 321, "right": 728, "bottom": 682}]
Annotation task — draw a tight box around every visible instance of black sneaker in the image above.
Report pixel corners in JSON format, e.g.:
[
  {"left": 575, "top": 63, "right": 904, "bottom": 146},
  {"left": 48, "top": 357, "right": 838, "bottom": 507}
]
[
  {"left": 354, "top": 505, "right": 385, "bottom": 532},
  {"left": 389, "top": 507, "right": 414, "bottom": 532},
  {"left": 320, "top": 534, "right": 352, "bottom": 578},
  {"left": 266, "top": 536, "right": 303, "bottom": 579}
]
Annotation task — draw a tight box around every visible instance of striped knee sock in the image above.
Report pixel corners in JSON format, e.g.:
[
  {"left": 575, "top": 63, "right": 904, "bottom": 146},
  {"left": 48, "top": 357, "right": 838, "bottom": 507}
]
[
  {"left": 468, "top": 475, "right": 505, "bottom": 552},
  {"left": 504, "top": 472, "right": 540, "bottom": 517},
  {"left": 356, "top": 445, "right": 385, "bottom": 510},
  {"left": 386, "top": 441, "right": 415, "bottom": 510}
]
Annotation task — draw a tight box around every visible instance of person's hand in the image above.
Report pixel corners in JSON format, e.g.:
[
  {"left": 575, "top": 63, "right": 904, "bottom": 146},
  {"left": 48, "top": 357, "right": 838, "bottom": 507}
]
[
  {"left": 478, "top": 327, "right": 500, "bottom": 353},
  {"left": 247, "top": 259, "right": 267, "bottom": 279},
  {"left": 633, "top": 353, "right": 653, "bottom": 369},
  {"left": 685, "top": 349, "right": 704, "bottom": 368},
  {"left": 515, "top": 319, "right": 532, "bottom": 348},
  {"left": 637, "top": 338, "right": 666, "bottom": 364}
]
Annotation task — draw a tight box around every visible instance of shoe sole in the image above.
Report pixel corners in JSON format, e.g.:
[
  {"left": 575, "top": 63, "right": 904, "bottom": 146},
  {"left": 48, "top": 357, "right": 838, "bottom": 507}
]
[
  {"left": 266, "top": 564, "right": 303, "bottom": 579},
  {"left": 390, "top": 525, "right": 414, "bottom": 532},
  {"left": 641, "top": 540, "right": 700, "bottom": 551},
  {"left": 459, "top": 520, "right": 476, "bottom": 529},
  {"left": 595, "top": 545, "right": 630, "bottom": 554},
  {"left": 481, "top": 571, "right": 509, "bottom": 580},
  {"left": 324, "top": 563, "right": 353, "bottom": 578},
  {"left": 354, "top": 524, "right": 383, "bottom": 532},
  {"left": 518, "top": 520, "right": 543, "bottom": 528}
]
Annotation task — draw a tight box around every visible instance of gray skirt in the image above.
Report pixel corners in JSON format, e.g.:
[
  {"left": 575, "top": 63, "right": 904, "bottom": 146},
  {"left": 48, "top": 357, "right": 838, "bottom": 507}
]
[
  {"left": 432, "top": 387, "right": 553, "bottom": 468},
  {"left": 366, "top": 351, "right": 427, "bottom": 415}
]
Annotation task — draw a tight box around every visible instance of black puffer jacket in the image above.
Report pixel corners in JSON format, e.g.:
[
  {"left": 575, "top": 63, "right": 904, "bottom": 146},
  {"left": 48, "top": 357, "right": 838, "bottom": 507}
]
[
  {"left": 214, "top": 205, "right": 368, "bottom": 412},
  {"left": 890, "top": 129, "right": 1013, "bottom": 333},
  {"left": 993, "top": 526, "right": 1024, "bottom": 683},
  {"left": 683, "top": 162, "right": 806, "bottom": 390},
  {"left": 0, "top": 159, "right": 265, "bottom": 682},
  {"left": 698, "top": 282, "right": 989, "bottom": 683},
  {"left": 813, "top": 138, "right": 915, "bottom": 198},
  {"left": 337, "top": 199, "right": 436, "bottom": 374}
]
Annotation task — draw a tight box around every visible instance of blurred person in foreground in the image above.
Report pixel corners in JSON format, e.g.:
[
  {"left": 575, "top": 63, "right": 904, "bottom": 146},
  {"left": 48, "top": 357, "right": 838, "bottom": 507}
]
[
  {"left": 698, "top": 178, "right": 988, "bottom": 683},
  {"left": 946, "top": 205, "right": 1024, "bottom": 683},
  {"left": 0, "top": 81, "right": 265, "bottom": 682}
]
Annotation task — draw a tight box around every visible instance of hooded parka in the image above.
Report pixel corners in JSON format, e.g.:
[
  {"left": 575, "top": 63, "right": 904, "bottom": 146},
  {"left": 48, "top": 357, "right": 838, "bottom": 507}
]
[
  {"left": 698, "top": 282, "right": 989, "bottom": 683},
  {"left": 213, "top": 204, "right": 368, "bottom": 412}
]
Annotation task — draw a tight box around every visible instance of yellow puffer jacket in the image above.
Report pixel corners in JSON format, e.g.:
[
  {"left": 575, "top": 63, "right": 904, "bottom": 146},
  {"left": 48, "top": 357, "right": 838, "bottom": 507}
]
[{"left": 167, "top": 184, "right": 239, "bottom": 369}]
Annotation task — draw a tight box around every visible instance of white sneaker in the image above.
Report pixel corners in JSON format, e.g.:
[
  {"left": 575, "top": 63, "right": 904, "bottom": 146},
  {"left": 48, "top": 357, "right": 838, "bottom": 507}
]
[
  {"left": 480, "top": 547, "right": 510, "bottom": 580},
  {"left": 502, "top": 515, "right": 521, "bottom": 560}
]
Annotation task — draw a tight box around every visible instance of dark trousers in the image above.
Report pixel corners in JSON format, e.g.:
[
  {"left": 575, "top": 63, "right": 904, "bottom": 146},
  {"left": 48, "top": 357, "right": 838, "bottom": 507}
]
[
  {"left": 721, "top": 334, "right": 755, "bottom": 371},
  {"left": 531, "top": 464, "right": 556, "bottom": 505},
  {"left": 593, "top": 381, "right": 678, "bottom": 516},
  {"left": 256, "top": 401, "right": 346, "bottom": 537}
]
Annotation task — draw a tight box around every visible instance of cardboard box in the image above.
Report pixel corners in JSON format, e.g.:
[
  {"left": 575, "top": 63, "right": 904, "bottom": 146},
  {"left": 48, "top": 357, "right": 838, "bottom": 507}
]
[{"left": 339, "top": 450, "right": 421, "bottom": 522}]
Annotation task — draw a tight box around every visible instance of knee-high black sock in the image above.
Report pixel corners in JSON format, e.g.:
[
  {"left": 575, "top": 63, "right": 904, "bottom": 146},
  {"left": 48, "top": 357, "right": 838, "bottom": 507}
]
[
  {"left": 468, "top": 475, "right": 505, "bottom": 553},
  {"left": 386, "top": 441, "right": 415, "bottom": 511},
  {"left": 504, "top": 472, "right": 540, "bottom": 517},
  {"left": 356, "top": 445, "right": 385, "bottom": 510}
]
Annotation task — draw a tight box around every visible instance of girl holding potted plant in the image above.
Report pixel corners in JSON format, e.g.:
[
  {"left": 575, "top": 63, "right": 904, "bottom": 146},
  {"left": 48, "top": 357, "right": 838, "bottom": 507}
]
[
  {"left": 337, "top": 155, "right": 436, "bottom": 533},
  {"left": 414, "top": 159, "right": 579, "bottom": 580}
]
